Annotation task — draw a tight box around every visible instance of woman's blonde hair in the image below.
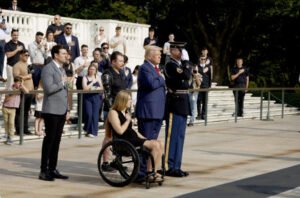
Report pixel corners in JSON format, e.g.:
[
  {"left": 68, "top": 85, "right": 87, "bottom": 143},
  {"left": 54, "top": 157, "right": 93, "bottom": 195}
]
[
  {"left": 111, "top": 90, "right": 131, "bottom": 111},
  {"left": 105, "top": 90, "right": 131, "bottom": 138}
]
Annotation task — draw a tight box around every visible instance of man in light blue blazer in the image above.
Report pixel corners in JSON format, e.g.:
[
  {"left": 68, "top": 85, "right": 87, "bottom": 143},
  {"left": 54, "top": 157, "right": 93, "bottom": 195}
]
[
  {"left": 55, "top": 23, "right": 80, "bottom": 62},
  {"left": 39, "top": 45, "right": 69, "bottom": 181},
  {"left": 135, "top": 46, "right": 166, "bottom": 178}
]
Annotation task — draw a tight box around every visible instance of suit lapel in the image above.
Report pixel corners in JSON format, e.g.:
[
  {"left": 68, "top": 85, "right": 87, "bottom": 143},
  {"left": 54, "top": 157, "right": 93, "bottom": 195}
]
[
  {"left": 51, "top": 61, "right": 63, "bottom": 77},
  {"left": 145, "top": 61, "right": 157, "bottom": 76}
]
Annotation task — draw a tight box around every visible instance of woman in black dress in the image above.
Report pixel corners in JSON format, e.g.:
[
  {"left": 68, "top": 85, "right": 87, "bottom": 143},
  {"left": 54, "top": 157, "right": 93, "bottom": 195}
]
[{"left": 106, "top": 90, "right": 164, "bottom": 179}]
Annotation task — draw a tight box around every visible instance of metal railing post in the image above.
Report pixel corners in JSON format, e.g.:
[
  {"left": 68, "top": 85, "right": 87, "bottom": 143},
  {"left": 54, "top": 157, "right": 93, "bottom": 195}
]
[
  {"left": 234, "top": 89, "right": 238, "bottom": 123},
  {"left": 281, "top": 89, "right": 285, "bottom": 119},
  {"left": 260, "top": 90, "right": 263, "bottom": 120},
  {"left": 19, "top": 93, "right": 25, "bottom": 145},
  {"left": 78, "top": 93, "right": 83, "bottom": 139},
  {"left": 205, "top": 90, "right": 208, "bottom": 126},
  {"left": 266, "top": 91, "right": 271, "bottom": 120}
]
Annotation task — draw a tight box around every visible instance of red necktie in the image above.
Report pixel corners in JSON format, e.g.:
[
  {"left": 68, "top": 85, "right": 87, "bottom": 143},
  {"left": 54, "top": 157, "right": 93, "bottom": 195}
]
[{"left": 154, "top": 65, "right": 160, "bottom": 75}]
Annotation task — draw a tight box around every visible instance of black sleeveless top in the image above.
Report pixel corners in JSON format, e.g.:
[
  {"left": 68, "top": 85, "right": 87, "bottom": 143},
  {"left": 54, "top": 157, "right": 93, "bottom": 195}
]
[
  {"left": 111, "top": 110, "right": 146, "bottom": 147},
  {"left": 63, "top": 63, "right": 74, "bottom": 77}
]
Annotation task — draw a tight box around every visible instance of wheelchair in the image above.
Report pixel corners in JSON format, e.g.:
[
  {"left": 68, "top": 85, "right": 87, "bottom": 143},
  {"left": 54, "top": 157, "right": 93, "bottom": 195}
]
[{"left": 97, "top": 138, "right": 165, "bottom": 189}]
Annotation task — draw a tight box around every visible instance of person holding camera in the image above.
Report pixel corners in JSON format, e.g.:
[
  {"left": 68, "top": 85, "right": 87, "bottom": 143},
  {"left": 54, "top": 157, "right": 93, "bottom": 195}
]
[
  {"left": 13, "top": 49, "right": 34, "bottom": 135},
  {"left": 197, "top": 55, "right": 212, "bottom": 120},
  {"left": 0, "top": 8, "right": 10, "bottom": 82},
  {"left": 100, "top": 51, "right": 127, "bottom": 171},
  {"left": 188, "top": 64, "right": 202, "bottom": 126}
]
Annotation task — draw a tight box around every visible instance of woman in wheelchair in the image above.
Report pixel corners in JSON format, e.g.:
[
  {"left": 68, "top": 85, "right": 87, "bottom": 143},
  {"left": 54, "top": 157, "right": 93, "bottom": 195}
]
[{"left": 106, "top": 90, "right": 164, "bottom": 181}]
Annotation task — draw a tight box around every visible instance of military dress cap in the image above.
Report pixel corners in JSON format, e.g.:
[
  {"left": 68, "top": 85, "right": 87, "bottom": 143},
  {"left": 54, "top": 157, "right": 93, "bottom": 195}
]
[{"left": 169, "top": 41, "right": 186, "bottom": 49}]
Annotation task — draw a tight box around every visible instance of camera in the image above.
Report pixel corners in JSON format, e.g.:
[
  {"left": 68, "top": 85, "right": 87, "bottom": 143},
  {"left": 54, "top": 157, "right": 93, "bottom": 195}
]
[
  {"left": 101, "top": 73, "right": 113, "bottom": 108},
  {"left": 27, "top": 64, "right": 35, "bottom": 74}
]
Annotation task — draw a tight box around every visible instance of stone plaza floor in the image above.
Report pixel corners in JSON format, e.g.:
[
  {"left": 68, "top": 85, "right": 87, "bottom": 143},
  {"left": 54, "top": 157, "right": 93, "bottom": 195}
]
[{"left": 0, "top": 115, "right": 300, "bottom": 198}]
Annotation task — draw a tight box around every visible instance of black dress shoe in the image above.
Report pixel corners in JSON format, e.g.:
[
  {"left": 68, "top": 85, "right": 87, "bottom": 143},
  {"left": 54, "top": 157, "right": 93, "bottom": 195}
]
[
  {"left": 178, "top": 169, "right": 189, "bottom": 177},
  {"left": 39, "top": 171, "right": 55, "bottom": 181},
  {"left": 165, "top": 169, "right": 182, "bottom": 177},
  {"left": 49, "top": 170, "right": 69, "bottom": 179}
]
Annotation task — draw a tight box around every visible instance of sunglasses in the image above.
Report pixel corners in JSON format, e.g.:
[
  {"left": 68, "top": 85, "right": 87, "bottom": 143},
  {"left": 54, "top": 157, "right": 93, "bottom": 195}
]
[
  {"left": 99, "top": 29, "right": 104, "bottom": 31},
  {"left": 103, "top": 47, "right": 109, "bottom": 49},
  {"left": 23, "top": 54, "right": 30, "bottom": 57},
  {"left": 66, "top": 27, "right": 72, "bottom": 30}
]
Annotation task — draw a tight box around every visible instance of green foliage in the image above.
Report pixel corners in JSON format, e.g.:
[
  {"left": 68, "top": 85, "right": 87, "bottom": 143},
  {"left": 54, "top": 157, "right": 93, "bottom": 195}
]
[
  {"left": 2, "top": 0, "right": 299, "bottom": 88},
  {"left": 24, "top": 0, "right": 147, "bottom": 22}
]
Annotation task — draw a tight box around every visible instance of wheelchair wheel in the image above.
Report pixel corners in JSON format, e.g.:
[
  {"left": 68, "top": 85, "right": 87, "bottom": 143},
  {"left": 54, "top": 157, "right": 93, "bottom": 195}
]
[{"left": 98, "top": 139, "right": 140, "bottom": 187}]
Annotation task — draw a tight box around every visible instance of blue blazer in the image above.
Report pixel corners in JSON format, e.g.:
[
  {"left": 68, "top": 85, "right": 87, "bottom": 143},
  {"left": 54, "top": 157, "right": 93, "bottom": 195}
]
[
  {"left": 135, "top": 60, "right": 166, "bottom": 119},
  {"left": 55, "top": 34, "right": 80, "bottom": 62}
]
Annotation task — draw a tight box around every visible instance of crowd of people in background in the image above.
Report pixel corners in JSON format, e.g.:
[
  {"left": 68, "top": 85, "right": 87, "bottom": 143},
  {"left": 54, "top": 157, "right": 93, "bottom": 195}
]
[{"left": 0, "top": 6, "right": 252, "bottom": 182}]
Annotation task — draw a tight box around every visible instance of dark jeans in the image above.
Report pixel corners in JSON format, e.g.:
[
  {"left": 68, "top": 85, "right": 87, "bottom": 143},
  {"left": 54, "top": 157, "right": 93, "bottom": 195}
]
[
  {"left": 197, "top": 91, "right": 208, "bottom": 118},
  {"left": 40, "top": 113, "right": 66, "bottom": 172},
  {"left": 15, "top": 94, "right": 33, "bottom": 134},
  {"left": 0, "top": 41, "right": 5, "bottom": 77},
  {"left": 31, "top": 64, "right": 44, "bottom": 89},
  {"left": 233, "top": 90, "right": 246, "bottom": 116}
]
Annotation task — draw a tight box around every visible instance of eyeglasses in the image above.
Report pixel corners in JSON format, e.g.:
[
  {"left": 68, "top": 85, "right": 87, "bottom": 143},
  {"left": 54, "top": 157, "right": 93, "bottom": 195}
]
[
  {"left": 200, "top": 58, "right": 206, "bottom": 61},
  {"left": 66, "top": 27, "right": 72, "bottom": 30},
  {"left": 54, "top": 18, "right": 59, "bottom": 20},
  {"left": 99, "top": 29, "right": 104, "bottom": 31}
]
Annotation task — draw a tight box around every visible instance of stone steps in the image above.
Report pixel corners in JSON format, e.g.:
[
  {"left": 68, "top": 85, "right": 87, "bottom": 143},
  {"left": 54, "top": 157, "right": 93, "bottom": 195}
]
[{"left": 0, "top": 84, "right": 299, "bottom": 143}]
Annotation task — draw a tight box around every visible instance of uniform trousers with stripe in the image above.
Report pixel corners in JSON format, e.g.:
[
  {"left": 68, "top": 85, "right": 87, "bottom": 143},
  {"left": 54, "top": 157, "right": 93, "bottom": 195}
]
[{"left": 165, "top": 112, "right": 187, "bottom": 171}]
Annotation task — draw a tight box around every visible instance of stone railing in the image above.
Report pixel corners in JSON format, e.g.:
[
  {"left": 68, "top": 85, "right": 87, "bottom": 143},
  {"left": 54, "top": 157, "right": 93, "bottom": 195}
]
[{"left": 1, "top": 9, "right": 149, "bottom": 69}]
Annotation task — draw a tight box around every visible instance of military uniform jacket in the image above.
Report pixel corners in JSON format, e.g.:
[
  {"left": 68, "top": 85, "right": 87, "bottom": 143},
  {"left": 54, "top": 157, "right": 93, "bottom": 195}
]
[{"left": 164, "top": 58, "right": 191, "bottom": 116}]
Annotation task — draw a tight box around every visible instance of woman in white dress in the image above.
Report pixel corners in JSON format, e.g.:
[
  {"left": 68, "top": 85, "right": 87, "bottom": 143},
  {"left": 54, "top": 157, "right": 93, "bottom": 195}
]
[
  {"left": 44, "top": 31, "right": 57, "bottom": 64},
  {"left": 94, "top": 26, "right": 108, "bottom": 48}
]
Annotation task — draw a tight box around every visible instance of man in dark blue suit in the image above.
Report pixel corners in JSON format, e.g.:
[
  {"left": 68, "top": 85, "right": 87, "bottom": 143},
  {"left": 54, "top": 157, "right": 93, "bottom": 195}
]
[
  {"left": 55, "top": 23, "right": 80, "bottom": 62},
  {"left": 136, "top": 46, "right": 165, "bottom": 139},
  {"left": 135, "top": 46, "right": 166, "bottom": 179}
]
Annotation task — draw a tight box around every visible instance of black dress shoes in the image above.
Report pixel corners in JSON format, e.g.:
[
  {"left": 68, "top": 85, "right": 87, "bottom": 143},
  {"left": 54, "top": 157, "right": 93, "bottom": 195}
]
[
  {"left": 39, "top": 171, "right": 54, "bottom": 181},
  {"left": 165, "top": 169, "right": 189, "bottom": 177},
  {"left": 178, "top": 169, "right": 189, "bottom": 177},
  {"left": 49, "top": 169, "right": 69, "bottom": 179}
]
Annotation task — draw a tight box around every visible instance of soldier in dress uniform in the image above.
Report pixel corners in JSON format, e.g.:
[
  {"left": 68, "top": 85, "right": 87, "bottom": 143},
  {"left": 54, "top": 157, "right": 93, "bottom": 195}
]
[{"left": 164, "top": 42, "right": 192, "bottom": 177}]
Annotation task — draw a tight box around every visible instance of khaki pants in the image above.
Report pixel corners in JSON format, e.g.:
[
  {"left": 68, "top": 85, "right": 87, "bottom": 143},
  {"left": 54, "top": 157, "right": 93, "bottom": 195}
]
[{"left": 2, "top": 106, "right": 16, "bottom": 138}]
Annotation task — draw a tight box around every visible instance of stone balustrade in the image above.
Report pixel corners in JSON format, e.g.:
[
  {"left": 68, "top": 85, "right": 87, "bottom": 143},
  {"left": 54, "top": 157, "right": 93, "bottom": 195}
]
[{"left": 1, "top": 9, "right": 149, "bottom": 70}]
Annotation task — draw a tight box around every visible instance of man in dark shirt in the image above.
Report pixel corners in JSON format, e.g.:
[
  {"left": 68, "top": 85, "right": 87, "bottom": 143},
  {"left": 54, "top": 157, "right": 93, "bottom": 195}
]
[
  {"left": 101, "top": 51, "right": 127, "bottom": 171},
  {"left": 143, "top": 27, "right": 158, "bottom": 48},
  {"left": 4, "top": 28, "right": 25, "bottom": 89},
  {"left": 230, "top": 57, "right": 249, "bottom": 117},
  {"left": 8, "top": 0, "right": 22, "bottom": 11},
  {"left": 46, "top": 15, "right": 64, "bottom": 38}
]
